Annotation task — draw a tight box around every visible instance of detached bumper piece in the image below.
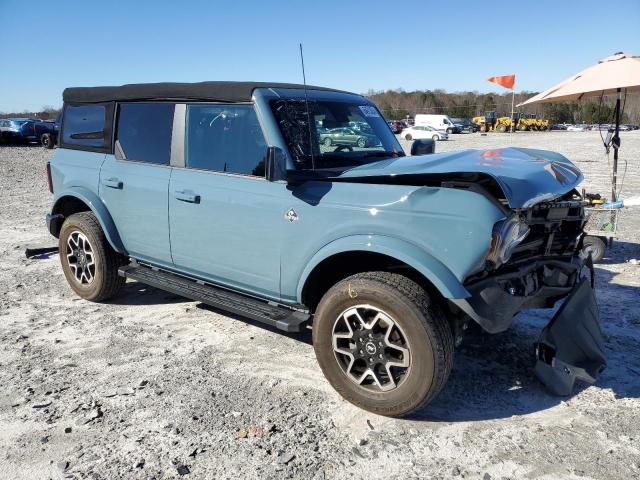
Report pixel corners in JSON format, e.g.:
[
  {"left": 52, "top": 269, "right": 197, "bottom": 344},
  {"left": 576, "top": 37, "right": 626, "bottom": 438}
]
[{"left": 534, "top": 278, "right": 607, "bottom": 395}]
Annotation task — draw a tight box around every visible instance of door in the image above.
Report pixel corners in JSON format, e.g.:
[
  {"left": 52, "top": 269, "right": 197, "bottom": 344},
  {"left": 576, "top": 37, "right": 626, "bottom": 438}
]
[
  {"left": 168, "top": 103, "right": 283, "bottom": 299},
  {"left": 99, "top": 103, "right": 175, "bottom": 266}
]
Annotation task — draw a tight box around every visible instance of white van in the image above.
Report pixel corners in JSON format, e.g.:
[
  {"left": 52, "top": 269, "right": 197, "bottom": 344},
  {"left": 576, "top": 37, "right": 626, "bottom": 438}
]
[{"left": 414, "top": 114, "right": 459, "bottom": 133}]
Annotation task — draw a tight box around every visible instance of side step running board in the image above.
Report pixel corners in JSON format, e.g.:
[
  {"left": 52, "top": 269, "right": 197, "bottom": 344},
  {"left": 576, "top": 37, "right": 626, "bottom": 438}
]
[{"left": 118, "top": 264, "right": 311, "bottom": 333}]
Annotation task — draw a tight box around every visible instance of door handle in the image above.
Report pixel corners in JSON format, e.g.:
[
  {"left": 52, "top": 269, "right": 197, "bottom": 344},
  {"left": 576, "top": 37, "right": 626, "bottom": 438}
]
[
  {"left": 174, "top": 190, "right": 200, "bottom": 204},
  {"left": 102, "top": 177, "right": 123, "bottom": 189}
]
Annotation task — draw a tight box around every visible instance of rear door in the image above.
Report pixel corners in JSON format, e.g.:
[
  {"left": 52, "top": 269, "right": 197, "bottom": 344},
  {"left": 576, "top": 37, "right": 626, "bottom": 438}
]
[
  {"left": 168, "top": 103, "right": 283, "bottom": 299},
  {"left": 99, "top": 103, "right": 175, "bottom": 266}
]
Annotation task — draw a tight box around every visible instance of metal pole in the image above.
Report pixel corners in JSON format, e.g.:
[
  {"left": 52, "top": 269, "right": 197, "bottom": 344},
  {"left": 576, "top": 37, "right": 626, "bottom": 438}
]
[
  {"left": 612, "top": 88, "right": 621, "bottom": 202},
  {"left": 510, "top": 88, "right": 515, "bottom": 133}
]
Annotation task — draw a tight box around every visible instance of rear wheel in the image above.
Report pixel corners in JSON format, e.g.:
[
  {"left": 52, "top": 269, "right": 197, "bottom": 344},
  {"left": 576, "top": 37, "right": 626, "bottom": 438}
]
[
  {"left": 323, "top": 137, "right": 332, "bottom": 147},
  {"left": 41, "top": 133, "right": 54, "bottom": 149},
  {"left": 582, "top": 236, "right": 606, "bottom": 263},
  {"left": 357, "top": 137, "right": 367, "bottom": 148},
  {"left": 312, "top": 272, "right": 454, "bottom": 417},
  {"left": 446, "top": 128, "right": 453, "bottom": 134},
  {"left": 59, "top": 212, "right": 125, "bottom": 301},
  {"left": 432, "top": 135, "right": 439, "bottom": 141}
]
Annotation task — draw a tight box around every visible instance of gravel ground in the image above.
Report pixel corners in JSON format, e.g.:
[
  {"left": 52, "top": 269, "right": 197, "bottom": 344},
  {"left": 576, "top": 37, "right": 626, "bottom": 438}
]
[{"left": 1, "top": 131, "right": 639, "bottom": 480}]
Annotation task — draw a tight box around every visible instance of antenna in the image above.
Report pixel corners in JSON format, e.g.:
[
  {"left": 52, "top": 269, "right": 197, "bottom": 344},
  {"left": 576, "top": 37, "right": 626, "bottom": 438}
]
[{"left": 299, "top": 43, "right": 315, "bottom": 170}]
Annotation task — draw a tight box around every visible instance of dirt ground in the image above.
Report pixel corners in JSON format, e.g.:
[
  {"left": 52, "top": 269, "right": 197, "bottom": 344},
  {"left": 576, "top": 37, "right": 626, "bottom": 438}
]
[{"left": 1, "top": 131, "right": 639, "bottom": 480}]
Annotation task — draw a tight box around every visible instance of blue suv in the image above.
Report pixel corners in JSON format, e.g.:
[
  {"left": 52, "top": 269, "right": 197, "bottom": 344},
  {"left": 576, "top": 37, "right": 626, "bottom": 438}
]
[{"left": 45, "top": 82, "right": 606, "bottom": 416}]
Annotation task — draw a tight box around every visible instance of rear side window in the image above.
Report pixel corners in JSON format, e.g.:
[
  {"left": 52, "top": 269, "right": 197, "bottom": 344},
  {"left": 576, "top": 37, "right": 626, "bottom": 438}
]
[
  {"left": 62, "top": 105, "right": 107, "bottom": 148},
  {"left": 116, "top": 103, "right": 175, "bottom": 165},
  {"left": 185, "top": 104, "right": 267, "bottom": 176}
]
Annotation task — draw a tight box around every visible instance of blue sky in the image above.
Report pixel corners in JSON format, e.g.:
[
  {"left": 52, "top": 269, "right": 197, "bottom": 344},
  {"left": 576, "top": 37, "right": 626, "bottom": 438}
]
[{"left": 1, "top": 0, "right": 639, "bottom": 112}]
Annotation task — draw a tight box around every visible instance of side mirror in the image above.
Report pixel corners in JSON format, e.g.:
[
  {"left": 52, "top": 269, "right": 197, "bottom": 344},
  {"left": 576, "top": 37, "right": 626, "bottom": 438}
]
[
  {"left": 410, "top": 138, "right": 436, "bottom": 156},
  {"left": 265, "top": 146, "right": 287, "bottom": 181}
]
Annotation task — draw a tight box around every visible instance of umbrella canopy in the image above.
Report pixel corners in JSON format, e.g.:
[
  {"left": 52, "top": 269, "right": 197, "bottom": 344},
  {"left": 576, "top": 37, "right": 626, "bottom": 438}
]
[{"left": 518, "top": 53, "right": 640, "bottom": 106}]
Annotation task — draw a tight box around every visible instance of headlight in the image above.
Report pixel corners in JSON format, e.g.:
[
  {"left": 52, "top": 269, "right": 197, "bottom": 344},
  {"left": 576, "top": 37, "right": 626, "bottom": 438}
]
[{"left": 486, "top": 215, "right": 530, "bottom": 268}]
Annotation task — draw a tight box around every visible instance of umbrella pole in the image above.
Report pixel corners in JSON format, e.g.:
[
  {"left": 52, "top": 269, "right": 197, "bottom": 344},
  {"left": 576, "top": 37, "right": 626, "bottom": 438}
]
[{"left": 612, "top": 88, "right": 621, "bottom": 202}]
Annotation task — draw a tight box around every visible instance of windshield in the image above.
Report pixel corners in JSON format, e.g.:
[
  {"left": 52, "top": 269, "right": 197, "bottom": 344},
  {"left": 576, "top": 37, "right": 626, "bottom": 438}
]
[{"left": 270, "top": 99, "right": 404, "bottom": 170}]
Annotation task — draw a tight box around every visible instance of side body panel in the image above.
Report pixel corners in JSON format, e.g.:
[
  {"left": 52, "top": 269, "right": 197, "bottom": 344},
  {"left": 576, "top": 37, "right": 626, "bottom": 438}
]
[
  {"left": 277, "top": 181, "right": 505, "bottom": 303},
  {"left": 98, "top": 155, "right": 172, "bottom": 265},
  {"left": 168, "top": 169, "right": 284, "bottom": 300}
]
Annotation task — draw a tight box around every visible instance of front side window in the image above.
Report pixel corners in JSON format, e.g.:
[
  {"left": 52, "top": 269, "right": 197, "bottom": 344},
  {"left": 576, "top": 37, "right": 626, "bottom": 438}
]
[
  {"left": 185, "top": 104, "right": 267, "bottom": 176},
  {"left": 270, "top": 98, "right": 404, "bottom": 171},
  {"left": 62, "top": 105, "right": 106, "bottom": 147},
  {"left": 116, "top": 103, "right": 174, "bottom": 165}
]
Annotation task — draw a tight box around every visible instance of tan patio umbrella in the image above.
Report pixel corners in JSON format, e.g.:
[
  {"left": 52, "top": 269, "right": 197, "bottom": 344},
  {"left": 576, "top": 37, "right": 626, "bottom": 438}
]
[{"left": 518, "top": 52, "right": 640, "bottom": 200}]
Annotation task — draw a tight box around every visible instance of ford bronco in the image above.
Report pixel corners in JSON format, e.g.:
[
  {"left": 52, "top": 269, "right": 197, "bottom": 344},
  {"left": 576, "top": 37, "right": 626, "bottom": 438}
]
[{"left": 45, "top": 82, "right": 606, "bottom": 417}]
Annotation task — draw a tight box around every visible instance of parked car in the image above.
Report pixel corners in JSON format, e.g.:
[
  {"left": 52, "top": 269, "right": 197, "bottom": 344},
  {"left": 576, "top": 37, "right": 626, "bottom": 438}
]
[
  {"left": 0, "top": 115, "right": 60, "bottom": 147},
  {"left": 387, "top": 120, "right": 404, "bottom": 134},
  {"left": 0, "top": 118, "right": 39, "bottom": 144},
  {"left": 550, "top": 123, "right": 568, "bottom": 130},
  {"left": 319, "top": 127, "right": 380, "bottom": 148},
  {"left": 401, "top": 125, "right": 448, "bottom": 141},
  {"left": 45, "top": 81, "right": 605, "bottom": 417},
  {"left": 567, "top": 124, "right": 587, "bottom": 131},
  {"left": 450, "top": 118, "right": 478, "bottom": 133},
  {"left": 415, "top": 114, "right": 460, "bottom": 134}
]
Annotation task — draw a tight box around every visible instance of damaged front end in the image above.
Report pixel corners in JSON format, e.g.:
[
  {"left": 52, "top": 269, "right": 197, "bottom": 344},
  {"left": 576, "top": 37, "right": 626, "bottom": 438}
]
[{"left": 454, "top": 196, "right": 607, "bottom": 394}]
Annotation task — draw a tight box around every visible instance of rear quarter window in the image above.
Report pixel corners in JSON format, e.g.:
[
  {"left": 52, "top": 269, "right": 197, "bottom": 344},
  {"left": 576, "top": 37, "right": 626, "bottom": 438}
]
[{"left": 62, "top": 105, "right": 108, "bottom": 148}]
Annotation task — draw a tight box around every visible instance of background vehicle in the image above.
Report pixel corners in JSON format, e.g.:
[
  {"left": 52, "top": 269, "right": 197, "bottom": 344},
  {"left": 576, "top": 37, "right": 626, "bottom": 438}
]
[
  {"left": 319, "top": 127, "right": 380, "bottom": 148},
  {"left": 401, "top": 125, "right": 448, "bottom": 141},
  {"left": 45, "top": 81, "right": 605, "bottom": 417},
  {"left": 450, "top": 117, "right": 478, "bottom": 133},
  {"left": 567, "top": 124, "right": 588, "bottom": 131},
  {"left": 0, "top": 115, "right": 60, "bottom": 147},
  {"left": 387, "top": 120, "right": 404, "bottom": 134},
  {"left": 0, "top": 118, "right": 38, "bottom": 144},
  {"left": 414, "top": 114, "right": 459, "bottom": 134}
]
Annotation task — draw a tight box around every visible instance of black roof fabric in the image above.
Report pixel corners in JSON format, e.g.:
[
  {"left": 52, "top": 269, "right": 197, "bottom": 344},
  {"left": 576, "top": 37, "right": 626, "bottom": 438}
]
[{"left": 63, "top": 81, "right": 350, "bottom": 104}]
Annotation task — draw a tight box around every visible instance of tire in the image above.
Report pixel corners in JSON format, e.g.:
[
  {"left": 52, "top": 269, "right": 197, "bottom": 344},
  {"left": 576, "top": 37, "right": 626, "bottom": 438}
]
[
  {"left": 497, "top": 124, "right": 507, "bottom": 133},
  {"left": 446, "top": 128, "right": 453, "bottom": 134},
  {"left": 582, "top": 236, "right": 606, "bottom": 263},
  {"left": 479, "top": 125, "right": 487, "bottom": 133},
  {"left": 357, "top": 137, "right": 367, "bottom": 148},
  {"left": 432, "top": 135, "right": 439, "bottom": 141},
  {"left": 41, "top": 133, "right": 54, "bottom": 149},
  {"left": 312, "top": 272, "right": 454, "bottom": 417},
  {"left": 404, "top": 134, "right": 412, "bottom": 141},
  {"left": 323, "top": 137, "right": 332, "bottom": 147},
  {"left": 58, "top": 212, "right": 125, "bottom": 302}
]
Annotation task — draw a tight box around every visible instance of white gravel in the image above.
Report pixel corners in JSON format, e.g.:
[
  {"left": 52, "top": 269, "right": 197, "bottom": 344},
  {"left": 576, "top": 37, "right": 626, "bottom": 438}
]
[{"left": 1, "top": 132, "right": 639, "bottom": 480}]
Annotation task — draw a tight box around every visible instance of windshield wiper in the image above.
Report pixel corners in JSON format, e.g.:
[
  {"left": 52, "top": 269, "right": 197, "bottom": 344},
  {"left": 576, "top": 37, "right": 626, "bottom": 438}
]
[{"left": 359, "top": 150, "right": 405, "bottom": 160}]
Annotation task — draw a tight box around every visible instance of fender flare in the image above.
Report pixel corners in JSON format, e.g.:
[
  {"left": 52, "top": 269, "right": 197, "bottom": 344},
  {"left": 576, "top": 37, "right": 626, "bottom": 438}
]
[
  {"left": 296, "top": 234, "right": 471, "bottom": 302},
  {"left": 52, "top": 186, "right": 126, "bottom": 254}
]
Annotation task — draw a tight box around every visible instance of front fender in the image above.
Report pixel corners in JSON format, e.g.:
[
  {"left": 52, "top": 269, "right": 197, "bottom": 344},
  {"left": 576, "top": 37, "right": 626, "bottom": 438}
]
[
  {"left": 296, "top": 234, "right": 471, "bottom": 302},
  {"left": 52, "top": 186, "right": 126, "bottom": 254}
]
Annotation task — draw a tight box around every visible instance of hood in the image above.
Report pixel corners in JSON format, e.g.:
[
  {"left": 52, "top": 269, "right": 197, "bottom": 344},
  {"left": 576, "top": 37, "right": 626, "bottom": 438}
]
[{"left": 334, "top": 147, "right": 583, "bottom": 209}]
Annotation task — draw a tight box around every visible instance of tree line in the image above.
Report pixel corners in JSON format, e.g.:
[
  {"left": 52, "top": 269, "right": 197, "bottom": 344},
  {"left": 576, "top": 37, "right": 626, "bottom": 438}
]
[{"left": 366, "top": 89, "right": 638, "bottom": 124}]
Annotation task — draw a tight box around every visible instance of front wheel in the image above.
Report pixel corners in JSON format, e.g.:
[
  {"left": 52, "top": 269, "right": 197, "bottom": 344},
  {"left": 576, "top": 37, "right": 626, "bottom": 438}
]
[
  {"left": 356, "top": 137, "right": 367, "bottom": 148},
  {"left": 404, "top": 134, "right": 412, "bottom": 141},
  {"left": 432, "top": 135, "right": 439, "bottom": 141},
  {"left": 312, "top": 272, "right": 454, "bottom": 417},
  {"left": 323, "top": 137, "right": 332, "bottom": 147},
  {"left": 446, "top": 128, "right": 453, "bottom": 134},
  {"left": 59, "top": 212, "right": 125, "bottom": 301}
]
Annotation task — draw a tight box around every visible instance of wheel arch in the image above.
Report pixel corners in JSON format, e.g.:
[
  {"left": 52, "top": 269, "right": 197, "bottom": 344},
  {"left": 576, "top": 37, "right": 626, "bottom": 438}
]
[
  {"left": 51, "top": 187, "right": 126, "bottom": 254},
  {"left": 297, "top": 235, "right": 470, "bottom": 312}
]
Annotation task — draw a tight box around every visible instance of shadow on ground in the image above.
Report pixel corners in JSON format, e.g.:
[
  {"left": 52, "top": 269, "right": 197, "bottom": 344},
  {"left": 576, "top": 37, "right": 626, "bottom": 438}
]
[{"left": 93, "top": 239, "right": 640, "bottom": 422}]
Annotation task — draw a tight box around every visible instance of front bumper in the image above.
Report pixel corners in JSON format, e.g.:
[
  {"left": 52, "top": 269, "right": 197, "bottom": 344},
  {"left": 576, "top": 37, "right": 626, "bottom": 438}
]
[
  {"left": 534, "top": 278, "right": 607, "bottom": 395},
  {"left": 453, "top": 259, "right": 582, "bottom": 334}
]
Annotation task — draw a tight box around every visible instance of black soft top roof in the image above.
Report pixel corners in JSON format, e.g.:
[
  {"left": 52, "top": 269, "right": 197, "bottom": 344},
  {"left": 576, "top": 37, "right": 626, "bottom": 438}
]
[{"left": 63, "top": 81, "right": 351, "bottom": 104}]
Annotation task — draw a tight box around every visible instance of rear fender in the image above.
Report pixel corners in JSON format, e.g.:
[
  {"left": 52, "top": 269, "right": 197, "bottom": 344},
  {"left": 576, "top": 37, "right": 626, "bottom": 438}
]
[
  {"left": 52, "top": 186, "right": 126, "bottom": 254},
  {"left": 296, "top": 234, "right": 470, "bottom": 302}
]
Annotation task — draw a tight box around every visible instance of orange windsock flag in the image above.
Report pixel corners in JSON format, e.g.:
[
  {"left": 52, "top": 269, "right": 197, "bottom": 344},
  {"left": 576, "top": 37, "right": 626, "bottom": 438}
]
[{"left": 487, "top": 74, "right": 516, "bottom": 90}]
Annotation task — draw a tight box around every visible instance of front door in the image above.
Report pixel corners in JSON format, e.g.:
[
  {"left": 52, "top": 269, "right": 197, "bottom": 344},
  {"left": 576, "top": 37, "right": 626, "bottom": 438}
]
[
  {"left": 168, "top": 103, "right": 283, "bottom": 299},
  {"left": 99, "top": 103, "right": 175, "bottom": 266}
]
